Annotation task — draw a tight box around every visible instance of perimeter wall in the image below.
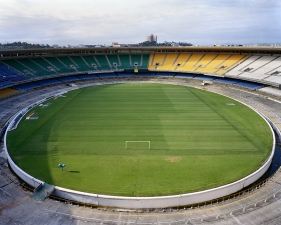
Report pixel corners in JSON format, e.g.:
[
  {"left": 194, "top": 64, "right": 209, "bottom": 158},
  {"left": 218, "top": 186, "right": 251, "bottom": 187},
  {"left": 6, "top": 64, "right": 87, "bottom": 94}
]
[{"left": 2, "top": 80, "right": 276, "bottom": 209}]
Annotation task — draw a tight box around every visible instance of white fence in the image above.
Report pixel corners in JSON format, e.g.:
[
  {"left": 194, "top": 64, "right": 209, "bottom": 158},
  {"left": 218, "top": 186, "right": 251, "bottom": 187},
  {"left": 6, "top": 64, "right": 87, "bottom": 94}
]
[{"left": 2, "top": 82, "right": 277, "bottom": 209}]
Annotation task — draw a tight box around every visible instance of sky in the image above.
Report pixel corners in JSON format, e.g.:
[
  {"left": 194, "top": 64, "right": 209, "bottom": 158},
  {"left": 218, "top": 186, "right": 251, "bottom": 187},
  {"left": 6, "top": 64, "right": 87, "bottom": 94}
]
[{"left": 0, "top": 0, "right": 280, "bottom": 46}]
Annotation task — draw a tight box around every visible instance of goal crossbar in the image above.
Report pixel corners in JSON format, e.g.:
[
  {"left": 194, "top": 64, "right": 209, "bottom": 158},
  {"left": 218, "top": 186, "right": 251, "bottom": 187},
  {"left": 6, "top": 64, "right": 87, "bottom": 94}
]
[{"left": 125, "top": 141, "right": 150, "bottom": 149}]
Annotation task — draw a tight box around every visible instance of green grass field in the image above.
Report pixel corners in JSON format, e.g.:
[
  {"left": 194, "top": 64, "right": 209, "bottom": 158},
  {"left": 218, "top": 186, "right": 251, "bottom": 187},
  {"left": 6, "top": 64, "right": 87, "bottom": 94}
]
[{"left": 7, "top": 83, "right": 273, "bottom": 197}]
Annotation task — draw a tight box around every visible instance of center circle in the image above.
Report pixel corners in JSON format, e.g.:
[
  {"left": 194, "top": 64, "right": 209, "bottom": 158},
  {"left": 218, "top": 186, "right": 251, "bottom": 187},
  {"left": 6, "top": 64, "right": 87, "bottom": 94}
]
[{"left": 7, "top": 83, "right": 273, "bottom": 197}]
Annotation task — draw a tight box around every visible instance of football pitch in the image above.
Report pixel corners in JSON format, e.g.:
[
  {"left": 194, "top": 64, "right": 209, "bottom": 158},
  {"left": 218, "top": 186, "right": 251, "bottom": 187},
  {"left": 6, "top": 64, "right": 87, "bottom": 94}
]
[{"left": 7, "top": 83, "right": 273, "bottom": 197}]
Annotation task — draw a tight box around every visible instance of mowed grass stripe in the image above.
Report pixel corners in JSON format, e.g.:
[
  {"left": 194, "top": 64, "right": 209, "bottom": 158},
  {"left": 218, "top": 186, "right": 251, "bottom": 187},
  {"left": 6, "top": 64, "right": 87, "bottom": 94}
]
[{"left": 7, "top": 83, "right": 273, "bottom": 196}]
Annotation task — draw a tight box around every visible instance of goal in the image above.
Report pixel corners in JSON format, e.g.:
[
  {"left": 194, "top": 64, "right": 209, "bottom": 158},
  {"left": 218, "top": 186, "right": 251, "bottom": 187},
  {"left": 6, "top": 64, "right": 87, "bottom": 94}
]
[{"left": 125, "top": 141, "right": 150, "bottom": 149}]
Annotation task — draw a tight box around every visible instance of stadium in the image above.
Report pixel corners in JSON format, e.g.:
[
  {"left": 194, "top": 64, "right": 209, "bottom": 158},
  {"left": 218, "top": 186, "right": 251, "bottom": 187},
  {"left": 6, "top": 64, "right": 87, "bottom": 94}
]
[{"left": 1, "top": 46, "right": 281, "bottom": 224}]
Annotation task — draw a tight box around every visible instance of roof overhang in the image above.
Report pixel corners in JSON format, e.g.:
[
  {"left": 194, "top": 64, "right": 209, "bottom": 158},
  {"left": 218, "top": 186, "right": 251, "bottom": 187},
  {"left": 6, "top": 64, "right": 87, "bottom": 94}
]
[{"left": 0, "top": 46, "right": 281, "bottom": 58}]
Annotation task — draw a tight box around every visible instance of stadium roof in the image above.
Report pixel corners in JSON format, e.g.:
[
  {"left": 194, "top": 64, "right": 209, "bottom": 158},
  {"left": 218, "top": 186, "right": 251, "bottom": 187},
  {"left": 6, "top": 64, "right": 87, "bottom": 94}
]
[{"left": 1, "top": 46, "right": 281, "bottom": 58}]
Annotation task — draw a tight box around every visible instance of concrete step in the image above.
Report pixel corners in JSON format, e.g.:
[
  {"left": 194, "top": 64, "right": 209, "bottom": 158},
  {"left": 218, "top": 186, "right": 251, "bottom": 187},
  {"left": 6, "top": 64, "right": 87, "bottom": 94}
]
[{"left": 30, "top": 183, "right": 55, "bottom": 201}]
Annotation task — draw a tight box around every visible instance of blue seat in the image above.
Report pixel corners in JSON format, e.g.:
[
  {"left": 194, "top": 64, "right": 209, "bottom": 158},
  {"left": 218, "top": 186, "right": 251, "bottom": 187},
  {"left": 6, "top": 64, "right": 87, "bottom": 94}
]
[
  {"left": 77, "top": 74, "right": 99, "bottom": 79},
  {"left": 57, "top": 76, "right": 80, "bottom": 82},
  {"left": 13, "top": 82, "right": 41, "bottom": 90},
  {"left": 0, "top": 64, "right": 27, "bottom": 83},
  {"left": 193, "top": 75, "right": 216, "bottom": 81},
  {"left": 0, "top": 81, "right": 11, "bottom": 87},
  {"left": 174, "top": 74, "right": 195, "bottom": 79},
  {"left": 35, "top": 79, "right": 61, "bottom": 86},
  {"left": 156, "top": 72, "right": 175, "bottom": 77},
  {"left": 138, "top": 73, "right": 155, "bottom": 76},
  {"left": 0, "top": 64, "right": 18, "bottom": 75},
  {"left": 234, "top": 81, "right": 264, "bottom": 90},
  {"left": 98, "top": 73, "right": 116, "bottom": 78},
  {"left": 117, "top": 73, "right": 135, "bottom": 77},
  {"left": 214, "top": 78, "right": 239, "bottom": 85}
]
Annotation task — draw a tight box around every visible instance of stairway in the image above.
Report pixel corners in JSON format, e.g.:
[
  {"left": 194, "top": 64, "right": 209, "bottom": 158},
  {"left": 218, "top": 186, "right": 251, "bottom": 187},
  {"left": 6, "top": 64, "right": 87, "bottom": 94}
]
[{"left": 30, "top": 183, "right": 55, "bottom": 202}]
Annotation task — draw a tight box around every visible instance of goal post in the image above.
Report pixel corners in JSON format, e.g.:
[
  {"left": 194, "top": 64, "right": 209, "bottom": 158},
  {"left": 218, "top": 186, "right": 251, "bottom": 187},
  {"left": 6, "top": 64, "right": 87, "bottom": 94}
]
[{"left": 125, "top": 141, "right": 150, "bottom": 149}]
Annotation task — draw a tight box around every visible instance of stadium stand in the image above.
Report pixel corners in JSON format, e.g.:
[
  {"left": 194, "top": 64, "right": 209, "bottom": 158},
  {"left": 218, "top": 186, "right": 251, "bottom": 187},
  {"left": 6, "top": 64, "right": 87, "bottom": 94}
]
[
  {"left": 211, "top": 77, "right": 263, "bottom": 90},
  {"left": 56, "top": 76, "right": 80, "bottom": 82},
  {"left": 0, "top": 81, "right": 12, "bottom": 88},
  {"left": 137, "top": 72, "right": 156, "bottom": 76},
  {"left": 148, "top": 53, "right": 251, "bottom": 76},
  {"left": 215, "top": 54, "right": 249, "bottom": 75},
  {"left": 214, "top": 77, "right": 239, "bottom": 85},
  {"left": 225, "top": 56, "right": 281, "bottom": 86},
  {"left": 140, "top": 54, "right": 150, "bottom": 69},
  {"left": 263, "top": 75, "right": 281, "bottom": 85},
  {"left": 259, "top": 86, "right": 281, "bottom": 97},
  {"left": 34, "top": 79, "right": 61, "bottom": 87},
  {"left": 107, "top": 55, "right": 120, "bottom": 70},
  {"left": 176, "top": 54, "right": 204, "bottom": 72},
  {"left": 2, "top": 59, "right": 36, "bottom": 78},
  {"left": 119, "top": 55, "right": 131, "bottom": 69},
  {"left": 0, "top": 88, "right": 18, "bottom": 99},
  {"left": 42, "top": 57, "right": 72, "bottom": 74},
  {"left": 81, "top": 55, "right": 99, "bottom": 70},
  {"left": 174, "top": 73, "right": 196, "bottom": 79},
  {"left": 193, "top": 75, "right": 217, "bottom": 81},
  {"left": 97, "top": 73, "right": 117, "bottom": 78},
  {"left": 6, "top": 57, "right": 40, "bottom": 78},
  {"left": 128, "top": 54, "right": 149, "bottom": 69},
  {"left": 173, "top": 53, "right": 192, "bottom": 69},
  {"left": 1, "top": 48, "right": 281, "bottom": 91},
  {"left": 148, "top": 53, "right": 166, "bottom": 69},
  {"left": 77, "top": 74, "right": 99, "bottom": 80},
  {"left": 156, "top": 72, "right": 176, "bottom": 77},
  {"left": 0, "top": 64, "right": 26, "bottom": 83},
  {"left": 116, "top": 72, "right": 135, "bottom": 77},
  {"left": 13, "top": 82, "right": 41, "bottom": 91},
  {"left": 155, "top": 53, "right": 179, "bottom": 71},
  {"left": 29, "top": 57, "right": 58, "bottom": 75},
  {"left": 164, "top": 53, "right": 178, "bottom": 65},
  {"left": 0, "top": 64, "right": 17, "bottom": 76},
  {"left": 69, "top": 56, "right": 90, "bottom": 72},
  {"left": 233, "top": 81, "right": 264, "bottom": 90},
  {"left": 20, "top": 58, "right": 54, "bottom": 77},
  {"left": 194, "top": 54, "right": 217, "bottom": 71},
  {"left": 253, "top": 57, "right": 281, "bottom": 75},
  {"left": 0, "top": 54, "right": 149, "bottom": 84},
  {"left": 56, "top": 56, "right": 80, "bottom": 73},
  {"left": 196, "top": 54, "right": 230, "bottom": 74},
  {"left": 94, "top": 55, "right": 112, "bottom": 71},
  {"left": 131, "top": 54, "right": 142, "bottom": 68}
]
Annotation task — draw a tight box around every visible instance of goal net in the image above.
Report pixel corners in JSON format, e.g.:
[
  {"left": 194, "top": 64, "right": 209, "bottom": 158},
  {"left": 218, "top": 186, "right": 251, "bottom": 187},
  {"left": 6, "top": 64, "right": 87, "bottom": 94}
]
[{"left": 125, "top": 141, "right": 150, "bottom": 149}]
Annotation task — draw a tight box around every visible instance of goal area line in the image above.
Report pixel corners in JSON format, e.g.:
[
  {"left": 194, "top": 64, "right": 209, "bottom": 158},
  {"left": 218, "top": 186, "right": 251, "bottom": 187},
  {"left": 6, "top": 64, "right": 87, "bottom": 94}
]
[{"left": 125, "top": 141, "right": 150, "bottom": 149}]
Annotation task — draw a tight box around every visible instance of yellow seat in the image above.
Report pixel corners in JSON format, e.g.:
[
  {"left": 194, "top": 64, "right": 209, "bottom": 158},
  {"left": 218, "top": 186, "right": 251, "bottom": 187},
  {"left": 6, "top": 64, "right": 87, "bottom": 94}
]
[
  {"left": 171, "top": 53, "right": 192, "bottom": 71},
  {"left": 177, "top": 54, "right": 204, "bottom": 72},
  {"left": 148, "top": 53, "right": 251, "bottom": 75},
  {"left": 196, "top": 54, "right": 231, "bottom": 74},
  {"left": 0, "top": 88, "right": 18, "bottom": 99},
  {"left": 216, "top": 55, "right": 250, "bottom": 74},
  {"left": 157, "top": 53, "right": 178, "bottom": 71}
]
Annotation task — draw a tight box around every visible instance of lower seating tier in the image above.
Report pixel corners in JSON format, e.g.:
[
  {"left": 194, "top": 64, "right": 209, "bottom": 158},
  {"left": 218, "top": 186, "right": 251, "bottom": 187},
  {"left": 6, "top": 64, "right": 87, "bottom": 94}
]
[{"left": 0, "top": 88, "right": 19, "bottom": 99}]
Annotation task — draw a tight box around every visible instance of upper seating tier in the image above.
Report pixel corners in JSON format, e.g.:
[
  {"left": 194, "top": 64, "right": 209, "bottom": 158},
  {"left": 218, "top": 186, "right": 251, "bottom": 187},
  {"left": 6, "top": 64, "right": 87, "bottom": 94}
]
[
  {"left": 1, "top": 52, "right": 281, "bottom": 88},
  {"left": 149, "top": 53, "right": 250, "bottom": 76},
  {"left": 226, "top": 56, "right": 281, "bottom": 86}
]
